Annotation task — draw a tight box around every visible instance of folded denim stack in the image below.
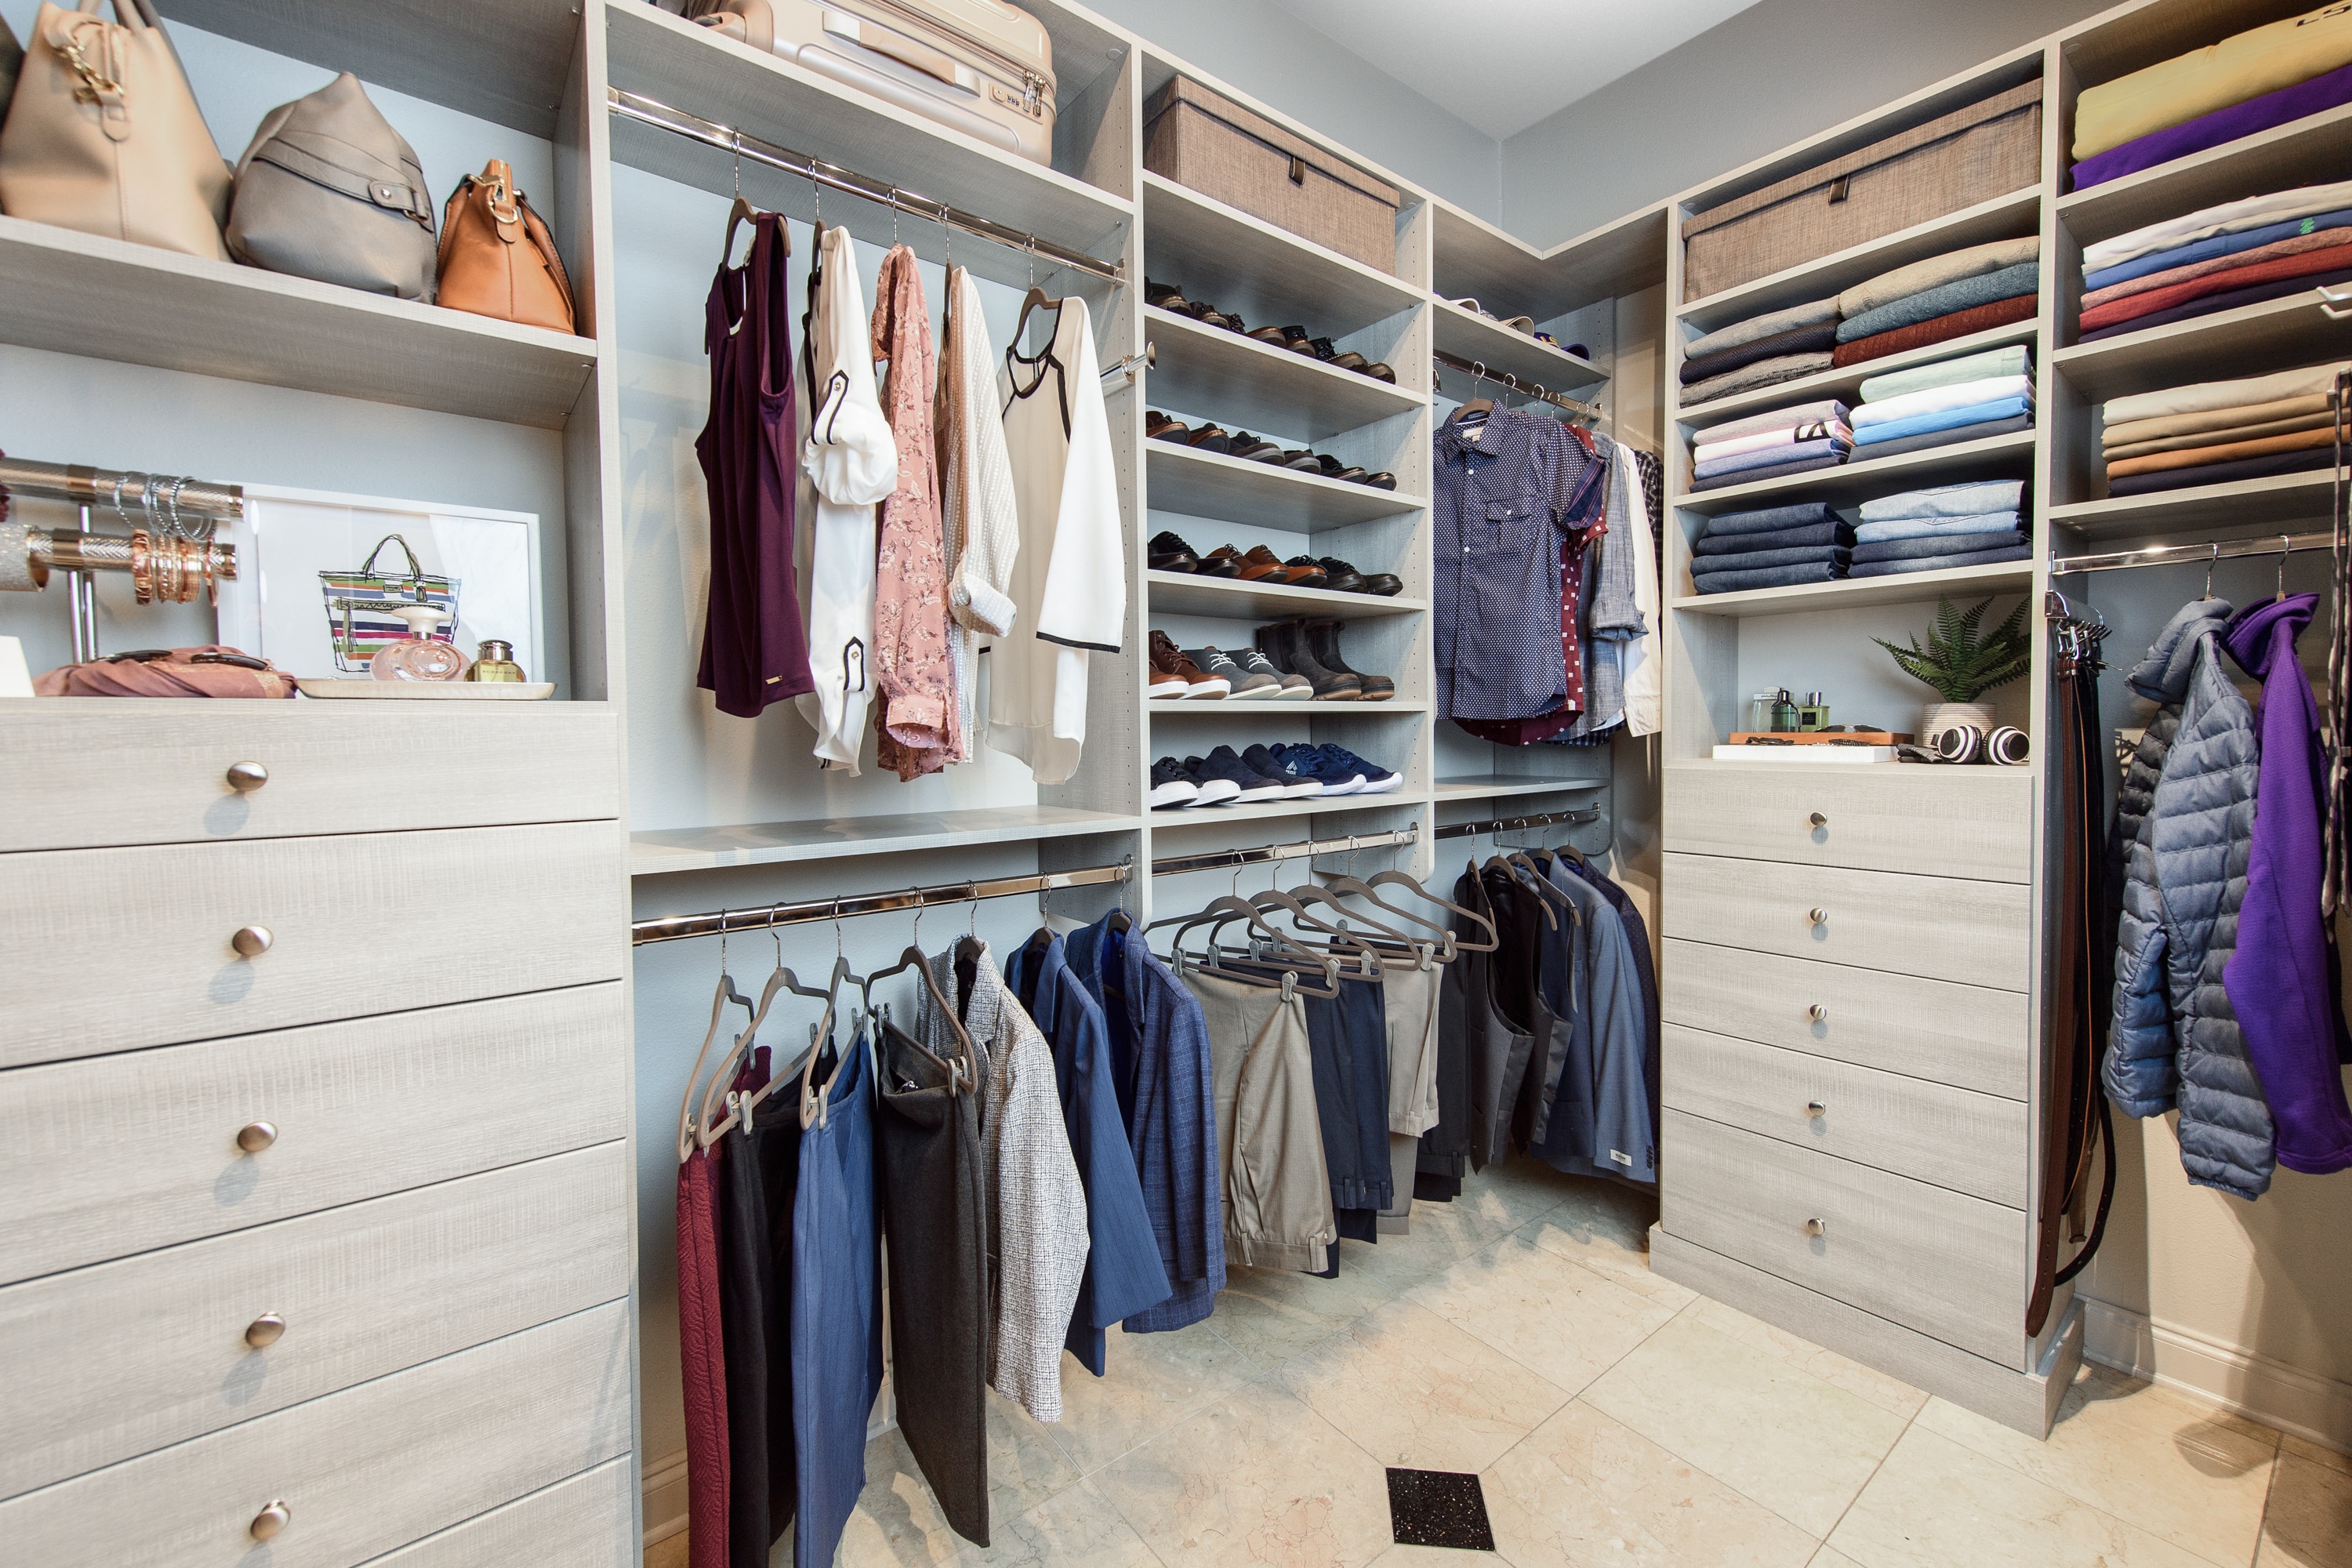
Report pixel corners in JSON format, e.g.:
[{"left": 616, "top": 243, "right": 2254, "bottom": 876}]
[
  {"left": 1849, "top": 344, "right": 2037, "bottom": 459},
  {"left": 1848, "top": 481, "right": 2030, "bottom": 578},
  {"left": 2071, "top": 4, "right": 2352, "bottom": 191},
  {"left": 2078, "top": 180, "right": 2352, "bottom": 344},
  {"left": 1688, "top": 501, "right": 1851, "bottom": 593},
  {"left": 1831, "top": 236, "right": 2041, "bottom": 368},
  {"left": 1679, "top": 298, "right": 1839, "bottom": 408},
  {"left": 2100, "top": 361, "right": 2350, "bottom": 498},
  {"left": 1688, "top": 397, "right": 1853, "bottom": 492}
]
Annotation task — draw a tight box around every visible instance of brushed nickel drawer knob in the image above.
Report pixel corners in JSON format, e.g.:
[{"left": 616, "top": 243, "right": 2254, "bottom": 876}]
[
  {"left": 1808, "top": 1004, "right": 1828, "bottom": 1022},
  {"left": 1808, "top": 907, "right": 1828, "bottom": 926},
  {"left": 245, "top": 1313, "right": 286, "bottom": 1348},
  {"left": 1809, "top": 811, "right": 1828, "bottom": 827},
  {"left": 1806, "top": 1101, "right": 1828, "bottom": 1117},
  {"left": 1803, "top": 1217, "right": 1827, "bottom": 1236},
  {"left": 250, "top": 1501, "right": 290, "bottom": 1541},
  {"left": 236, "top": 1121, "right": 277, "bottom": 1154},
  {"left": 231, "top": 924, "right": 273, "bottom": 957},
  {"left": 226, "top": 760, "right": 270, "bottom": 792}
]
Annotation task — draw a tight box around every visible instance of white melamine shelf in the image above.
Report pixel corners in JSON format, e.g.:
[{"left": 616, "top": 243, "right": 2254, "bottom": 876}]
[
  {"left": 1146, "top": 307, "right": 1425, "bottom": 443},
  {"left": 1677, "top": 318, "right": 2042, "bottom": 430},
  {"left": 630, "top": 805, "right": 1141, "bottom": 876},
  {"left": 1673, "top": 561, "right": 2034, "bottom": 617},
  {"left": 2056, "top": 103, "right": 2352, "bottom": 246},
  {"left": 1430, "top": 297, "right": 1608, "bottom": 394},
  {"left": 2049, "top": 470, "right": 2342, "bottom": 544},
  {"left": 1140, "top": 173, "right": 1423, "bottom": 339},
  {"left": 1147, "top": 700, "right": 1430, "bottom": 717},
  {"left": 0, "top": 216, "right": 597, "bottom": 426},
  {"left": 1433, "top": 775, "right": 1607, "bottom": 803},
  {"left": 606, "top": 3, "right": 1131, "bottom": 291},
  {"left": 1149, "top": 793, "right": 1418, "bottom": 829},
  {"left": 1672, "top": 430, "right": 2039, "bottom": 514},
  {"left": 1146, "top": 571, "right": 1425, "bottom": 620},
  {"left": 1143, "top": 441, "right": 1424, "bottom": 532},
  {"left": 1676, "top": 188, "right": 2043, "bottom": 336},
  {"left": 1432, "top": 201, "right": 1670, "bottom": 323},
  {"left": 2053, "top": 291, "right": 2352, "bottom": 403}
]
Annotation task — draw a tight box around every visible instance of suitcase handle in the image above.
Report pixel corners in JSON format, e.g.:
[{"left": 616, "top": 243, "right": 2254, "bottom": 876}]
[{"left": 822, "top": 9, "right": 981, "bottom": 95}]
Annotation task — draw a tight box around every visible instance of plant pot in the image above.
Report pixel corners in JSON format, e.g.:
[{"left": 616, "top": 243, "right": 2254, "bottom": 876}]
[{"left": 1921, "top": 702, "right": 1998, "bottom": 740}]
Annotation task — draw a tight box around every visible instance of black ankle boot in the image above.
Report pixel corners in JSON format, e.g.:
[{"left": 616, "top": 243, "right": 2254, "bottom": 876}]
[
  {"left": 1307, "top": 619, "right": 1392, "bottom": 701},
  {"left": 1256, "top": 620, "right": 1359, "bottom": 700}
]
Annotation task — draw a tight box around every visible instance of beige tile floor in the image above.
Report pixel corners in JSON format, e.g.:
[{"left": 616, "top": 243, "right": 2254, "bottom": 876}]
[{"left": 646, "top": 1160, "right": 2352, "bottom": 1568}]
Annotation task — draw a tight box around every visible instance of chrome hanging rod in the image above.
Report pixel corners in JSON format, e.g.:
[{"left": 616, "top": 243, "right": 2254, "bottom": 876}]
[
  {"left": 1435, "top": 806, "right": 1602, "bottom": 840},
  {"left": 2050, "top": 528, "right": 2334, "bottom": 576},
  {"left": 607, "top": 89, "right": 1124, "bottom": 284},
  {"left": 630, "top": 859, "right": 1132, "bottom": 946},
  {"left": 1149, "top": 826, "right": 1419, "bottom": 879},
  {"left": 1432, "top": 348, "right": 1601, "bottom": 423},
  {"left": 0, "top": 456, "right": 244, "bottom": 521}
]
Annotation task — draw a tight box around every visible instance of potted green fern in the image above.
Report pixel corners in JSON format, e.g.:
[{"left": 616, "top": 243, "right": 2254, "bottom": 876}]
[{"left": 1872, "top": 597, "right": 2032, "bottom": 739}]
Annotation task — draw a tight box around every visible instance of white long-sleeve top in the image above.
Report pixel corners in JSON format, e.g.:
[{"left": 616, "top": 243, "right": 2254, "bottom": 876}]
[
  {"left": 990, "top": 298, "right": 1125, "bottom": 785},
  {"left": 1617, "top": 448, "right": 1661, "bottom": 739},
  {"left": 935, "top": 265, "right": 1021, "bottom": 757},
  {"left": 794, "top": 224, "right": 898, "bottom": 772}
]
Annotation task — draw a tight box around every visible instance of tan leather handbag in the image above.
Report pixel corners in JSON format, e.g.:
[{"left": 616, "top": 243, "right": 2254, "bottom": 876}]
[
  {"left": 0, "top": 0, "right": 230, "bottom": 260},
  {"left": 435, "top": 159, "right": 576, "bottom": 335}
]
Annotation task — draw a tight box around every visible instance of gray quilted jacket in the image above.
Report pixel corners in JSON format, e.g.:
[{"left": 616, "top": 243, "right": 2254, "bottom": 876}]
[{"left": 2103, "top": 597, "right": 2275, "bottom": 1199}]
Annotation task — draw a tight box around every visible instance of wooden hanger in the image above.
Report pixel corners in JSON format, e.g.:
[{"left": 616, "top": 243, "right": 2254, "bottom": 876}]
[{"left": 675, "top": 914, "right": 761, "bottom": 1163}]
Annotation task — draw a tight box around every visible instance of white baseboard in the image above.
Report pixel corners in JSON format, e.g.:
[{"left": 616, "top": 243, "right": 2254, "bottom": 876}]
[
  {"left": 641, "top": 1449, "right": 688, "bottom": 1548},
  {"left": 2078, "top": 1297, "right": 2352, "bottom": 1458}
]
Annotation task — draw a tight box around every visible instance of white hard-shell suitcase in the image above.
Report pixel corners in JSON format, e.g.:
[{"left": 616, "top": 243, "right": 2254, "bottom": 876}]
[{"left": 700, "top": 0, "right": 1056, "bottom": 165}]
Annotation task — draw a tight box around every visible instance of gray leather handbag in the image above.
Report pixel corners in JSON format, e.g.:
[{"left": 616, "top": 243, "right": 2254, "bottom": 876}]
[{"left": 226, "top": 72, "right": 437, "bottom": 299}]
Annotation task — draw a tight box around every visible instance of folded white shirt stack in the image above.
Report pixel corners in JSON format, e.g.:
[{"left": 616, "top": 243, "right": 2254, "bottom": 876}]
[
  {"left": 1852, "top": 373, "right": 2036, "bottom": 429},
  {"left": 2082, "top": 178, "right": 2352, "bottom": 275}
]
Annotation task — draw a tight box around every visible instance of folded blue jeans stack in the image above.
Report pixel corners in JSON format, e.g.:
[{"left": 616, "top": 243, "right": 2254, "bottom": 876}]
[
  {"left": 1847, "top": 480, "right": 2031, "bottom": 578},
  {"left": 1688, "top": 502, "right": 1851, "bottom": 593}
]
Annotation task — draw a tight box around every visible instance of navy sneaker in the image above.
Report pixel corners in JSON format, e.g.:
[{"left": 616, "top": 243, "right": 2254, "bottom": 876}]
[
  {"left": 1243, "top": 742, "right": 1323, "bottom": 797},
  {"left": 1194, "top": 746, "right": 1287, "bottom": 804},
  {"left": 1150, "top": 755, "right": 1200, "bottom": 808},
  {"left": 1312, "top": 742, "right": 1400, "bottom": 793},
  {"left": 1263, "top": 742, "right": 1361, "bottom": 796}
]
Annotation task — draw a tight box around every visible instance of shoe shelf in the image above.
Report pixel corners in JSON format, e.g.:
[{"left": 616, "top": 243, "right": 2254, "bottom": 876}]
[
  {"left": 1141, "top": 172, "right": 1423, "bottom": 339},
  {"left": 1146, "top": 699, "right": 1432, "bottom": 716},
  {"left": 1429, "top": 296, "right": 1607, "bottom": 395},
  {"left": 2048, "top": 470, "right": 2343, "bottom": 545},
  {"left": 1151, "top": 793, "right": 1416, "bottom": 829},
  {"left": 1671, "top": 560, "right": 2034, "bottom": 618},
  {"left": 1675, "top": 317, "right": 2042, "bottom": 430},
  {"left": 1433, "top": 775, "right": 1607, "bottom": 804},
  {"left": 2054, "top": 102, "right": 2352, "bottom": 247},
  {"left": 1143, "top": 443, "right": 1425, "bottom": 533},
  {"left": 1671, "top": 429, "right": 2039, "bottom": 515},
  {"left": 1145, "top": 306, "right": 1425, "bottom": 443},
  {"left": 1145, "top": 570, "right": 1425, "bottom": 621},
  {"left": 2052, "top": 291, "right": 2352, "bottom": 403},
  {"left": 0, "top": 216, "right": 597, "bottom": 427},
  {"left": 628, "top": 804, "right": 1145, "bottom": 877}
]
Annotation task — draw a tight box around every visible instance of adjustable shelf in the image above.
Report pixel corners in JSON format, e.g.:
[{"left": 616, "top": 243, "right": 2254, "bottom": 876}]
[
  {"left": 1672, "top": 429, "right": 2040, "bottom": 514},
  {"left": 1150, "top": 793, "right": 1417, "bottom": 829},
  {"left": 629, "top": 805, "right": 1144, "bottom": 877},
  {"left": 1145, "top": 570, "right": 1425, "bottom": 621},
  {"left": 1141, "top": 172, "right": 1422, "bottom": 339},
  {"left": 1430, "top": 199, "right": 1670, "bottom": 323},
  {"left": 2048, "top": 470, "right": 2343, "bottom": 544},
  {"left": 1146, "top": 700, "right": 1431, "bottom": 717},
  {"left": 1429, "top": 297, "right": 1607, "bottom": 394},
  {"left": 1672, "top": 560, "right": 2034, "bottom": 617},
  {"left": 1433, "top": 775, "right": 1607, "bottom": 804},
  {"left": 1146, "top": 307, "right": 1425, "bottom": 441},
  {"left": 2055, "top": 103, "right": 2352, "bottom": 246},
  {"left": 2053, "top": 290, "right": 2352, "bottom": 403},
  {"left": 1143, "top": 442, "right": 1424, "bottom": 532},
  {"left": 1678, "top": 318, "right": 2042, "bottom": 430}
]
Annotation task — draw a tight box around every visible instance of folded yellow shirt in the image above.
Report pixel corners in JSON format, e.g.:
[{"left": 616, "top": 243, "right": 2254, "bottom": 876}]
[{"left": 2074, "top": 2, "right": 2352, "bottom": 159}]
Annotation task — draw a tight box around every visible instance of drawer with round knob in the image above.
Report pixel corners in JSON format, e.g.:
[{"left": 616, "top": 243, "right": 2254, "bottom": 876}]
[
  {"left": 1661, "top": 1022, "right": 2027, "bottom": 1207},
  {"left": 0, "top": 1144, "right": 629, "bottom": 1499},
  {"left": 1664, "top": 764, "right": 2031, "bottom": 881},
  {"left": 0, "top": 822, "right": 625, "bottom": 1068},
  {"left": 1660, "top": 938, "right": 2027, "bottom": 1098},
  {"left": 0, "top": 703, "right": 619, "bottom": 852},
  {"left": 1662, "top": 851, "right": 2028, "bottom": 991},
  {"left": 1660, "top": 1109, "right": 2026, "bottom": 1366},
  {"left": 0, "top": 1298, "right": 632, "bottom": 1566},
  {"left": 361, "top": 1457, "right": 634, "bottom": 1567}
]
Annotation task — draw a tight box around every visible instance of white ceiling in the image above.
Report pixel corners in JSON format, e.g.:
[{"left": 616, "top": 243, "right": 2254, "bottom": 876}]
[{"left": 1266, "top": 0, "right": 1766, "bottom": 140}]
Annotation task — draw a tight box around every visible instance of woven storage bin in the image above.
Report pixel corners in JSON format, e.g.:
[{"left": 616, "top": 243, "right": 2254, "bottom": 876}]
[
  {"left": 1682, "top": 80, "right": 2042, "bottom": 303},
  {"left": 1145, "top": 76, "right": 1400, "bottom": 274}
]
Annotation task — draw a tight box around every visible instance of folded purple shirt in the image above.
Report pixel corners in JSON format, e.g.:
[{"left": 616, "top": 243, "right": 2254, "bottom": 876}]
[{"left": 2071, "top": 60, "right": 2352, "bottom": 191}]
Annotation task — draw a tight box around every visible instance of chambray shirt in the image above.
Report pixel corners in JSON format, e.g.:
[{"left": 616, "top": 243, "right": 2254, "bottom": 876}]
[{"left": 1435, "top": 408, "right": 1608, "bottom": 720}]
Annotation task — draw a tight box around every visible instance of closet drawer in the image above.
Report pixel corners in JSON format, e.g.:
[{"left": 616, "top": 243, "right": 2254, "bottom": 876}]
[
  {"left": 0, "top": 1300, "right": 632, "bottom": 1568},
  {"left": 358, "top": 1458, "right": 633, "bottom": 1567},
  {"left": 0, "top": 984, "right": 626, "bottom": 1286},
  {"left": 1662, "top": 852, "right": 2028, "bottom": 991},
  {"left": 1665, "top": 766, "right": 2032, "bottom": 881},
  {"left": 0, "top": 821, "right": 625, "bottom": 1068},
  {"left": 0, "top": 1145, "right": 630, "bottom": 1499},
  {"left": 0, "top": 702, "right": 619, "bottom": 853},
  {"left": 1662, "top": 1024, "right": 2027, "bottom": 1207},
  {"left": 1661, "top": 1110, "right": 2025, "bottom": 1364},
  {"left": 1661, "top": 938, "right": 2028, "bottom": 1099}
]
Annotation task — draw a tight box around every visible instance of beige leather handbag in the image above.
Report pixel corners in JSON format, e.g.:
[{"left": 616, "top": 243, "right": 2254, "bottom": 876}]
[{"left": 0, "top": 0, "right": 230, "bottom": 260}]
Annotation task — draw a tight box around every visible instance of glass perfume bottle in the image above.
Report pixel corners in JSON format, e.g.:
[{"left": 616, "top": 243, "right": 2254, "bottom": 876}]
[
  {"left": 369, "top": 602, "right": 467, "bottom": 682},
  {"left": 467, "top": 640, "right": 525, "bottom": 682}
]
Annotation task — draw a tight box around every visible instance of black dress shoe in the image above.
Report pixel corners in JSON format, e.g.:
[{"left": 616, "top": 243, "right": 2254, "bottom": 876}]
[
  {"left": 1309, "top": 556, "right": 1366, "bottom": 593},
  {"left": 1279, "top": 555, "right": 1332, "bottom": 588},
  {"left": 1320, "top": 556, "right": 1400, "bottom": 596},
  {"left": 1149, "top": 530, "right": 1201, "bottom": 572}
]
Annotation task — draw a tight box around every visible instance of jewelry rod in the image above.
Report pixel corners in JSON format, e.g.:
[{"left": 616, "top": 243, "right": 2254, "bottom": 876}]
[
  {"left": 1149, "top": 826, "right": 1419, "bottom": 879},
  {"left": 630, "top": 859, "right": 1132, "bottom": 946},
  {"left": 1435, "top": 806, "right": 1602, "bottom": 840},
  {"left": 1432, "top": 347, "right": 1602, "bottom": 421},
  {"left": 607, "top": 89, "right": 1124, "bottom": 284},
  {"left": 2050, "top": 528, "right": 2334, "bottom": 576},
  {"left": 0, "top": 457, "right": 244, "bottom": 521}
]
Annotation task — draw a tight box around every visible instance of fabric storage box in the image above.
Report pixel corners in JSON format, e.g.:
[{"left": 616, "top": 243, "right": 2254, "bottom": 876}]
[
  {"left": 1144, "top": 76, "right": 1401, "bottom": 274},
  {"left": 1682, "top": 80, "right": 2042, "bottom": 302}
]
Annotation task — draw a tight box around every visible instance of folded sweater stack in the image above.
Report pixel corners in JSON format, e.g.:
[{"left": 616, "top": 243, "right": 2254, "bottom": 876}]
[
  {"left": 2072, "top": 3, "right": 2352, "bottom": 191},
  {"left": 1688, "top": 502, "right": 1851, "bottom": 593},
  {"left": 1849, "top": 344, "right": 2036, "bottom": 458},
  {"left": 2100, "top": 362, "right": 2348, "bottom": 498},
  {"left": 1849, "top": 481, "right": 2030, "bottom": 579},
  {"left": 1831, "top": 236, "right": 2040, "bottom": 368},
  {"left": 2078, "top": 180, "right": 2352, "bottom": 343},
  {"left": 1688, "top": 397, "right": 1852, "bottom": 492},
  {"left": 1679, "top": 299, "right": 1839, "bottom": 407}
]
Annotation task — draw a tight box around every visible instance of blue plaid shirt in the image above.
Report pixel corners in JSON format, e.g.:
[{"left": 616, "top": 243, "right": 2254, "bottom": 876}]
[{"left": 1434, "top": 409, "right": 1606, "bottom": 720}]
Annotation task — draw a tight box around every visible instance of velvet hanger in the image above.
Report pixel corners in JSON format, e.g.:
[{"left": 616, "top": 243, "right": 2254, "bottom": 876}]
[{"left": 675, "top": 913, "right": 761, "bottom": 1163}]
